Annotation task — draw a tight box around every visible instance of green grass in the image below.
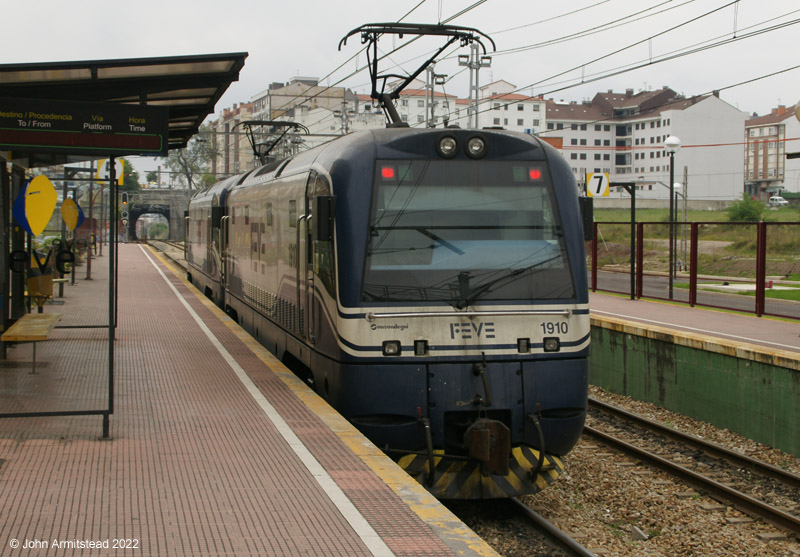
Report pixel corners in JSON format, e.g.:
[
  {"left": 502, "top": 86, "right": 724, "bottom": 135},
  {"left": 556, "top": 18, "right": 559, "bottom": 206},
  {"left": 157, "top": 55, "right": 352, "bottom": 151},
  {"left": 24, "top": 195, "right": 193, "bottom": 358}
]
[
  {"left": 594, "top": 207, "right": 800, "bottom": 224},
  {"left": 738, "top": 288, "right": 800, "bottom": 301},
  {"left": 676, "top": 282, "right": 800, "bottom": 301}
]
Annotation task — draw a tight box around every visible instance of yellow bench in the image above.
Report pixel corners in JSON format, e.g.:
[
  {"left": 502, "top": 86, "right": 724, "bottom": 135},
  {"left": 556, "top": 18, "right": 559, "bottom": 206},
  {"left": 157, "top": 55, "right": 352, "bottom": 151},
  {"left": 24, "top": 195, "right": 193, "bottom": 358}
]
[{"left": 1, "top": 313, "right": 62, "bottom": 374}]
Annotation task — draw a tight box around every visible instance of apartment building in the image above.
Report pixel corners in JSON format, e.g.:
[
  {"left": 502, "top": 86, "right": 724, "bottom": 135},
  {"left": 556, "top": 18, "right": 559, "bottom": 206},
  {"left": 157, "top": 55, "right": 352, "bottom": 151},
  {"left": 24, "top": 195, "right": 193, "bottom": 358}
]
[
  {"left": 545, "top": 88, "right": 747, "bottom": 200},
  {"left": 206, "top": 78, "right": 754, "bottom": 201},
  {"left": 250, "top": 77, "right": 357, "bottom": 120},
  {"left": 206, "top": 102, "right": 254, "bottom": 177},
  {"left": 472, "top": 80, "right": 545, "bottom": 134},
  {"left": 745, "top": 104, "right": 799, "bottom": 199}
]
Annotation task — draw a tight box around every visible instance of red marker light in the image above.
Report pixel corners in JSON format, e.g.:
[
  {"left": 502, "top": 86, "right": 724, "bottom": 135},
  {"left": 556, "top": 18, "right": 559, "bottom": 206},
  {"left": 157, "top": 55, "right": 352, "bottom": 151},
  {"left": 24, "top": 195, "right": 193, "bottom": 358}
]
[
  {"left": 381, "top": 166, "right": 395, "bottom": 179},
  {"left": 529, "top": 168, "right": 542, "bottom": 180}
]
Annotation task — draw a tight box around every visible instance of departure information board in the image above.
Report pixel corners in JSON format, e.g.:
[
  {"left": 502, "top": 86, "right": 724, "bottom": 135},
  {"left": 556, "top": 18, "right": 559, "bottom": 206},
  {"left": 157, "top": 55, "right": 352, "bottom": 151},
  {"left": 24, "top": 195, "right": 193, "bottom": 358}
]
[{"left": 0, "top": 97, "right": 169, "bottom": 156}]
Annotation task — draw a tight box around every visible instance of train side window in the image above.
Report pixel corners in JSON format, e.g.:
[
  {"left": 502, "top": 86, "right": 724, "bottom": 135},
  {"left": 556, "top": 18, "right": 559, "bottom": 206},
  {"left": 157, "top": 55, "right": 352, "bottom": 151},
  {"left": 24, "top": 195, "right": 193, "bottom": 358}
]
[
  {"left": 289, "top": 200, "right": 297, "bottom": 227},
  {"left": 245, "top": 205, "right": 250, "bottom": 225},
  {"left": 266, "top": 202, "right": 273, "bottom": 227}
]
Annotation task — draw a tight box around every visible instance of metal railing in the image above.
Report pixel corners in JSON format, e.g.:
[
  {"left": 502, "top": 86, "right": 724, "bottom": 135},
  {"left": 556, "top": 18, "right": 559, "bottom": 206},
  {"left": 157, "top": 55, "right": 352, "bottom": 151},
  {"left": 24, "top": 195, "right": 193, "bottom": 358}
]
[{"left": 590, "top": 221, "right": 800, "bottom": 320}]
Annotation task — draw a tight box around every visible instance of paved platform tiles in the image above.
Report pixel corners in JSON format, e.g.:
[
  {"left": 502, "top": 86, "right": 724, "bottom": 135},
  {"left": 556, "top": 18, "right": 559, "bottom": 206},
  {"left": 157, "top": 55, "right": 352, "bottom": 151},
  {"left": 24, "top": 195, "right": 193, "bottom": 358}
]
[
  {"left": 590, "top": 291, "right": 800, "bottom": 357},
  {"left": 0, "top": 244, "right": 496, "bottom": 556}
]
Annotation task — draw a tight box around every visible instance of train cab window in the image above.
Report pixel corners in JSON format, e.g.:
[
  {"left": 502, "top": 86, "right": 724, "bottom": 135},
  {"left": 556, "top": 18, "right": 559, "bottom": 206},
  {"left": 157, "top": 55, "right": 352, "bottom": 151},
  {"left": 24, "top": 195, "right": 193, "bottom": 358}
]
[{"left": 363, "top": 160, "right": 575, "bottom": 304}]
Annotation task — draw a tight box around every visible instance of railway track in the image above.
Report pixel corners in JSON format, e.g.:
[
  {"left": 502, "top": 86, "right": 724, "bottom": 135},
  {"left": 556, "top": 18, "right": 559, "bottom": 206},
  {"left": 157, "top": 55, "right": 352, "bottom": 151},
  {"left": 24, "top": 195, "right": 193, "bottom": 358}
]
[
  {"left": 158, "top": 239, "right": 185, "bottom": 253},
  {"left": 586, "top": 397, "right": 800, "bottom": 537},
  {"left": 509, "top": 498, "right": 595, "bottom": 556},
  {"left": 447, "top": 498, "right": 595, "bottom": 556}
]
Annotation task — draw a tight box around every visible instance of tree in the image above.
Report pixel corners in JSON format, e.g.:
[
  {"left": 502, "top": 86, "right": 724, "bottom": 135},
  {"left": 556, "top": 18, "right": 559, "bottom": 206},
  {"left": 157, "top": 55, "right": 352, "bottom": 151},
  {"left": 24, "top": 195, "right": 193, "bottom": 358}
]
[
  {"left": 725, "top": 193, "right": 765, "bottom": 222},
  {"left": 121, "top": 159, "right": 140, "bottom": 191},
  {"left": 164, "top": 125, "right": 219, "bottom": 189}
]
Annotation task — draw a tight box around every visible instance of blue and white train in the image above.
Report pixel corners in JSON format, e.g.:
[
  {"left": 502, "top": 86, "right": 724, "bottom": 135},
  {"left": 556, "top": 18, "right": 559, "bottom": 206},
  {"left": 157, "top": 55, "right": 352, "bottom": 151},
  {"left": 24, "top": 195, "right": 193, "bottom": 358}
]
[{"left": 186, "top": 127, "right": 590, "bottom": 498}]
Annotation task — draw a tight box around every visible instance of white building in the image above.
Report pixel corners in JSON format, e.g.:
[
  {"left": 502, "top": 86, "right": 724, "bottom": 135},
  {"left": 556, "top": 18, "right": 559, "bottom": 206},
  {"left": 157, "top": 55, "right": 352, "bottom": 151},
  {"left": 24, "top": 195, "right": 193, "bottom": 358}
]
[
  {"left": 745, "top": 104, "right": 800, "bottom": 199},
  {"left": 472, "top": 80, "right": 545, "bottom": 134},
  {"left": 209, "top": 78, "right": 753, "bottom": 201},
  {"left": 395, "top": 87, "right": 458, "bottom": 127},
  {"left": 545, "top": 88, "right": 747, "bottom": 201},
  {"left": 250, "top": 77, "right": 357, "bottom": 120},
  {"left": 206, "top": 102, "right": 255, "bottom": 177}
]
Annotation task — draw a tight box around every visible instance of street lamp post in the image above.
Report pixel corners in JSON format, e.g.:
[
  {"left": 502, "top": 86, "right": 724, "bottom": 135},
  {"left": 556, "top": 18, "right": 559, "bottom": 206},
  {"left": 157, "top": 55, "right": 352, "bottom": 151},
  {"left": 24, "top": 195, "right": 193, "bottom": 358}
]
[{"left": 664, "top": 135, "right": 682, "bottom": 299}]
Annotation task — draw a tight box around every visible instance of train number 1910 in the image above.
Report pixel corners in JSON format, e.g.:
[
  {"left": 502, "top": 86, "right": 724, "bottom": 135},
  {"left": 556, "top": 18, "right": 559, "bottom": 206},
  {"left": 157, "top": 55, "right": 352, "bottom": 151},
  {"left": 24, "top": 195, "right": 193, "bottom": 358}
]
[{"left": 541, "top": 322, "right": 568, "bottom": 335}]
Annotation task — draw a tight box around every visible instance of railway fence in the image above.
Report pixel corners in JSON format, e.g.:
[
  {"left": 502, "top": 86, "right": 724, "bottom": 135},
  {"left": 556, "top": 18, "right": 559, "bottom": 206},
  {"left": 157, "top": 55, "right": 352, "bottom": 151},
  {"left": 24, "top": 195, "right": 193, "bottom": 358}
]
[{"left": 590, "top": 221, "right": 800, "bottom": 320}]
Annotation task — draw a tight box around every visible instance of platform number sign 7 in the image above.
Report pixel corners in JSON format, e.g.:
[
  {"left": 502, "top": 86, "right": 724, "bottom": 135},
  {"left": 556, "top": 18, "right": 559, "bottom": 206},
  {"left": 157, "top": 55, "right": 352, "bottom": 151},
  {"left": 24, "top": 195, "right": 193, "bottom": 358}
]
[{"left": 587, "top": 172, "right": 610, "bottom": 198}]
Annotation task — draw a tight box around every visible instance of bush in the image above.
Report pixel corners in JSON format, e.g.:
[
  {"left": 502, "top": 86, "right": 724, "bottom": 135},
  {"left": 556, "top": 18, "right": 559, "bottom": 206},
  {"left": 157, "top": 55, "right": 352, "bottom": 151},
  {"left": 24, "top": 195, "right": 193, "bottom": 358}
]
[{"left": 725, "top": 194, "right": 764, "bottom": 222}]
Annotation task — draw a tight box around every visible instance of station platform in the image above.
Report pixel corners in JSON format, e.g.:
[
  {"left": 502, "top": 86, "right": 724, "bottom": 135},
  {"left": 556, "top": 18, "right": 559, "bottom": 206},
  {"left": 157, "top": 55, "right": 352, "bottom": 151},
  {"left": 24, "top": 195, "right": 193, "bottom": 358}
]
[
  {"left": 590, "top": 291, "right": 800, "bottom": 356},
  {"left": 0, "top": 244, "right": 496, "bottom": 556}
]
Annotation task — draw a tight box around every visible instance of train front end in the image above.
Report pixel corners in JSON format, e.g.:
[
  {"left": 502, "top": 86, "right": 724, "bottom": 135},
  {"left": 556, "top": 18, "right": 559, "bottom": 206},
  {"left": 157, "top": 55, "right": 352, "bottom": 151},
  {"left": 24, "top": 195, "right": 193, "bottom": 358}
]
[{"left": 327, "top": 128, "right": 589, "bottom": 499}]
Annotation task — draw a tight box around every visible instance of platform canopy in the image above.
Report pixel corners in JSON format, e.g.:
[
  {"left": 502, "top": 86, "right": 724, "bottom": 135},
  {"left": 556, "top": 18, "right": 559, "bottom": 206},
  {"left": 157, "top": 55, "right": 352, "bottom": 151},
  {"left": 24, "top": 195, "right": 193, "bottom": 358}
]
[{"left": 0, "top": 52, "right": 247, "bottom": 167}]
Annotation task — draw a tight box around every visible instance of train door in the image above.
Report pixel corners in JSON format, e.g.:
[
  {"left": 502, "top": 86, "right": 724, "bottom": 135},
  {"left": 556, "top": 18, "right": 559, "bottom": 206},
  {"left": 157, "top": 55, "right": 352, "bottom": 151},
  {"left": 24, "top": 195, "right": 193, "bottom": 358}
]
[
  {"left": 206, "top": 208, "right": 215, "bottom": 276},
  {"left": 219, "top": 215, "right": 230, "bottom": 290},
  {"left": 300, "top": 172, "right": 333, "bottom": 344}
]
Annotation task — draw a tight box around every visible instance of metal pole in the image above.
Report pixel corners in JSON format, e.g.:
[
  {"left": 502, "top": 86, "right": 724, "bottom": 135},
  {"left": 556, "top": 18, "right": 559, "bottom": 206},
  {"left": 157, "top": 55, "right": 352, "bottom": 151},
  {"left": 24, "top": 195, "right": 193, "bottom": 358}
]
[
  {"left": 629, "top": 186, "right": 636, "bottom": 300},
  {"left": 683, "top": 165, "right": 688, "bottom": 273},
  {"left": 59, "top": 169, "right": 68, "bottom": 298},
  {"left": 105, "top": 155, "right": 117, "bottom": 439},
  {"left": 99, "top": 184, "right": 105, "bottom": 257},
  {"left": 668, "top": 153, "right": 675, "bottom": 300},
  {"left": 85, "top": 167, "right": 94, "bottom": 280}
]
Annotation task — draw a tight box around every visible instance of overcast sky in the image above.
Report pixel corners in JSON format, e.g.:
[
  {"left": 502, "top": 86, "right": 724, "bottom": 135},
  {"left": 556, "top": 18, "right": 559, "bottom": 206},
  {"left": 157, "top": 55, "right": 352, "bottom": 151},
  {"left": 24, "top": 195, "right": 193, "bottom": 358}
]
[{"left": 3, "top": 0, "right": 798, "bottom": 174}]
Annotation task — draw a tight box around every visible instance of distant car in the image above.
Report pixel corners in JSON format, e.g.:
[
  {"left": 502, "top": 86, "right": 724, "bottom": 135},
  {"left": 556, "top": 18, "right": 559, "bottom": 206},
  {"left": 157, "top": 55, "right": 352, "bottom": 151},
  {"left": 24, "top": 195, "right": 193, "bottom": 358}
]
[{"left": 768, "top": 196, "right": 789, "bottom": 207}]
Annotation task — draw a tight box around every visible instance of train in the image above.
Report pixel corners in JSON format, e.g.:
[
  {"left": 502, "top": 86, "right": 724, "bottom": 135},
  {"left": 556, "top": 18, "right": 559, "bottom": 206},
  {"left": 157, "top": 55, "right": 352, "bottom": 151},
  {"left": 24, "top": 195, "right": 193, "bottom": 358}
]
[{"left": 186, "top": 126, "right": 590, "bottom": 499}]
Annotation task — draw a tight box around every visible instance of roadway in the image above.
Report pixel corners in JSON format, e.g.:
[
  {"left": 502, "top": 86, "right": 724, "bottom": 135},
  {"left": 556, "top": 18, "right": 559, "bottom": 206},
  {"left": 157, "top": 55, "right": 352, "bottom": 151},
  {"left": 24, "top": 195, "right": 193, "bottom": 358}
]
[{"left": 594, "top": 270, "right": 800, "bottom": 320}]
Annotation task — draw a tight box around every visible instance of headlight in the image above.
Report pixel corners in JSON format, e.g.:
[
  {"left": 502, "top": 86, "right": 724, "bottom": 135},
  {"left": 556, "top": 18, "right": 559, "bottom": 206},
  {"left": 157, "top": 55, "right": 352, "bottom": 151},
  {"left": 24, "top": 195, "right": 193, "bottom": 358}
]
[
  {"left": 465, "top": 135, "right": 487, "bottom": 158},
  {"left": 382, "top": 340, "right": 402, "bottom": 356},
  {"left": 543, "top": 337, "right": 561, "bottom": 352},
  {"left": 437, "top": 135, "right": 458, "bottom": 158}
]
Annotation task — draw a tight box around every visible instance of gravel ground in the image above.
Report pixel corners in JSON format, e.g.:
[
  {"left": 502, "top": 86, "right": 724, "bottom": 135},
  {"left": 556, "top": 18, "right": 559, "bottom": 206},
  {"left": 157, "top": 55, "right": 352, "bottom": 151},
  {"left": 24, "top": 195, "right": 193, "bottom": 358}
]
[{"left": 516, "top": 386, "right": 800, "bottom": 556}]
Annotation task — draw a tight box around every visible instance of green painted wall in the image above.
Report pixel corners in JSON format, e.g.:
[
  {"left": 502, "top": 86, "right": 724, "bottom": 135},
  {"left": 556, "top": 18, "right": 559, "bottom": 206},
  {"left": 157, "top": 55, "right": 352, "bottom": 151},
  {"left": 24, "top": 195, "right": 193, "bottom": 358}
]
[{"left": 589, "top": 319, "right": 800, "bottom": 457}]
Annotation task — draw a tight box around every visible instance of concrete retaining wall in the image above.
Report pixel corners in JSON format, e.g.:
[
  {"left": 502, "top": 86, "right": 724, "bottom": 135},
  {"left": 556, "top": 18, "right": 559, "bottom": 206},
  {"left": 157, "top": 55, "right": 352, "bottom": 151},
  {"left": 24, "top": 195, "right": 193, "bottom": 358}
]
[{"left": 589, "top": 316, "right": 800, "bottom": 456}]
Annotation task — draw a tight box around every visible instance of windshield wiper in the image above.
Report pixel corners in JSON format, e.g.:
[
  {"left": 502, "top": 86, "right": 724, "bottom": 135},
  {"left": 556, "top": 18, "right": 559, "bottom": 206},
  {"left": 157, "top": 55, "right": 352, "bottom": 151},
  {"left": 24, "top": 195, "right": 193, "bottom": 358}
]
[
  {"left": 455, "top": 254, "right": 561, "bottom": 309},
  {"left": 415, "top": 228, "right": 465, "bottom": 255}
]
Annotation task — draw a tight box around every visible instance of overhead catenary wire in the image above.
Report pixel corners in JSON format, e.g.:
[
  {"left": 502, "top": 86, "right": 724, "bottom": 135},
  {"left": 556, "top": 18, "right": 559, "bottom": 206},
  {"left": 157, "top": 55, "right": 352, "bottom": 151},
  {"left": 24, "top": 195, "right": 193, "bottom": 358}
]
[
  {"left": 269, "top": 0, "right": 487, "bottom": 118},
  {"left": 490, "top": 0, "right": 614, "bottom": 35},
  {"left": 480, "top": 0, "right": 742, "bottom": 105},
  {"left": 266, "top": 0, "right": 430, "bottom": 117},
  {"left": 274, "top": 0, "right": 719, "bottom": 131},
  {"left": 376, "top": 0, "right": 692, "bottom": 93},
  {"left": 293, "top": 1, "right": 490, "bottom": 132},
  {"left": 418, "top": 9, "right": 800, "bottom": 128},
  {"left": 489, "top": 0, "right": 695, "bottom": 58},
  {"left": 224, "top": 1, "right": 798, "bottom": 161}
]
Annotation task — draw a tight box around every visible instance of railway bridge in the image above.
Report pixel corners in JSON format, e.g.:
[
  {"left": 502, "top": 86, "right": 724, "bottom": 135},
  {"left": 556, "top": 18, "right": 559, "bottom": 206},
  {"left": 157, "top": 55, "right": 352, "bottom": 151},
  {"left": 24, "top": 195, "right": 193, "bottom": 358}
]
[{"left": 125, "top": 189, "right": 193, "bottom": 241}]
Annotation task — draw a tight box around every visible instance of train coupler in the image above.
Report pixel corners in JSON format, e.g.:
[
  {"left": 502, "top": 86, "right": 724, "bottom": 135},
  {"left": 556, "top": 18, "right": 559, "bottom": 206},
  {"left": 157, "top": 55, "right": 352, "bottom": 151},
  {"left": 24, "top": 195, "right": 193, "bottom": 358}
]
[{"left": 464, "top": 418, "right": 510, "bottom": 476}]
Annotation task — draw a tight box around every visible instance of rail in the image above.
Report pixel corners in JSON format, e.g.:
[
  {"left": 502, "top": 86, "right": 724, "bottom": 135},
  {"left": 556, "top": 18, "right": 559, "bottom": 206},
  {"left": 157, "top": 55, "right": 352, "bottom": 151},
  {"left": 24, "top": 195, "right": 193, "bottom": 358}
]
[
  {"left": 584, "top": 399, "right": 800, "bottom": 536},
  {"left": 588, "top": 397, "right": 800, "bottom": 489},
  {"left": 510, "top": 498, "right": 596, "bottom": 557}
]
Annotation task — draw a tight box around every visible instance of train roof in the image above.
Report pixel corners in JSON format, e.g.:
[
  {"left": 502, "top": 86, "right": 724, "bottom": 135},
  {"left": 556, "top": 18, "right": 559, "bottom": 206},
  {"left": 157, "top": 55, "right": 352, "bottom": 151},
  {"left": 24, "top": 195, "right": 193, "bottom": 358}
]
[{"left": 215, "top": 127, "right": 554, "bottom": 195}]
